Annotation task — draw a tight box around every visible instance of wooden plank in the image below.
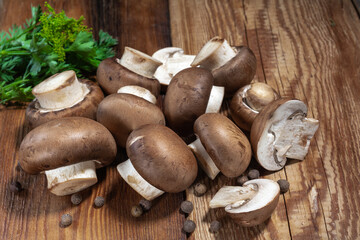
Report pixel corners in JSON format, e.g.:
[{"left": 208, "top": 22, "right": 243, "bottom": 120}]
[{"left": 0, "top": 1, "right": 186, "bottom": 240}]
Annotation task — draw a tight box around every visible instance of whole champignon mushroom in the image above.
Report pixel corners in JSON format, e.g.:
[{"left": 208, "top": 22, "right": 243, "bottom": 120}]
[
  {"left": 152, "top": 47, "right": 195, "bottom": 91},
  {"left": 97, "top": 47, "right": 162, "bottom": 97},
  {"left": 251, "top": 98, "right": 319, "bottom": 171},
  {"left": 191, "top": 37, "right": 256, "bottom": 96},
  {"left": 97, "top": 85, "right": 165, "bottom": 148},
  {"left": 19, "top": 117, "right": 117, "bottom": 196},
  {"left": 209, "top": 179, "right": 280, "bottom": 227},
  {"left": 230, "top": 82, "right": 279, "bottom": 131},
  {"left": 164, "top": 67, "right": 225, "bottom": 137},
  {"left": 117, "top": 124, "right": 198, "bottom": 200},
  {"left": 188, "top": 113, "right": 251, "bottom": 179},
  {"left": 26, "top": 70, "right": 104, "bottom": 129}
]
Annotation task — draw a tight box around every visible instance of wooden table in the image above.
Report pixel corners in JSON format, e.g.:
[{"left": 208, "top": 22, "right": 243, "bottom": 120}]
[{"left": 1, "top": 0, "right": 360, "bottom": 239}]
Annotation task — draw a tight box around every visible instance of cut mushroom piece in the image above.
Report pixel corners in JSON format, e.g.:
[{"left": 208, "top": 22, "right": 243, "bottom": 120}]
[
  {"left": 190, "top": 113, "right": 251, "bottom": 179},
  {"left": 209, "top": 179, "right": 280, "bottom": 227},
  {"left": 164, "top": 68, "right": 224, "bottom": 137},
  {"left": 191, "top": 37, "right": 257, "bottom": 96},
  {"left": 97, "top": 86, "right": 165, "bottom": 148},
  {"left": 19, "top": 117, "right": 117, "bottom": 196},
  {"left": 26, "top": 70, "right": 104, "bottom": 129},
  {"left": 152, "top": 47, "right": 184, "bottom": 63},
  {"left": 250, "top": 98, "right": 319, "bottom": 171},
  {"left": 117, "top": 124, "right": 198, "bottom": 200},
  {"left": 230, "top": 82, "right": 279, "bottom": 131}
]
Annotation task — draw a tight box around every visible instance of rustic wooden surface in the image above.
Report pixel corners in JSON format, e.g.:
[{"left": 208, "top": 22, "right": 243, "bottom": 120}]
[{"left": 1, "top": 0, "right": 360, "bottom": 239}]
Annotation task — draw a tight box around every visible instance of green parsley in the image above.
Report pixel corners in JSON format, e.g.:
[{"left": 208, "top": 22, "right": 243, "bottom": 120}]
[{"left": 0, "top": 3, "right": 117, "bottom": 104}]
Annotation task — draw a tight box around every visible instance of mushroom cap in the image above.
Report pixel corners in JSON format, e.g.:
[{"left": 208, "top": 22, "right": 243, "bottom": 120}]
[
  {"left": 126, "top": 124, "right": 198, "bottom": 193},
  {"left": 26, "top": 79, "right": 104, "bottom": 129},
  {"left": 97, "top": 93, "right": 165, "bottom": 148},
  {"left": 19, "top": 117, "right": 117, "bottom": 174},
  {"left": 194, "top": 113, "right": 251, "bottom": 178},
  {"left": 96, "top": 57, "right": 161, "bottom": 97},
  {"left": 164, "top": 67, "right": 214, "bottom": 136},
  {"left": 225, "top": 179, "right": 280, "bottom": 227},
  {"left": 212, "top": 46, "right": 256, "bottom": 96},
  {"left": 230, "top": 83, "right": 279, "bottom": 131}
]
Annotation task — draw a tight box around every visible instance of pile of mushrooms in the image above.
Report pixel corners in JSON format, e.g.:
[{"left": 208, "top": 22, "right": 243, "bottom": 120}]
[{"left": 17, "top": 36, "right": 319, "bottom": 229}]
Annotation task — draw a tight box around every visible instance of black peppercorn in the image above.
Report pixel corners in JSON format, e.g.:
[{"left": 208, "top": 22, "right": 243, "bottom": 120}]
[
  {"left": 277, "top": 179, "right": 290, "bottom": 193},
  {"left": 71, "top": 193, "right": 82, "bottom": 205},
  {"left": 131, "top": 205, "right": 143, "bottom": 217},
  {"left": 236, "top": 175, "right": 249, "bottom": 186},
  {"left": 60, "top": 214, "right": 72, "bottom": 227},
  {"left": 139, "top": 199, "right": 152, "bottom": 211},
  {"left": 180, "top": 201, "right": 193, "bottom": 214},
  {"left": 183, "top": 220, "right": 196, "bottom": 233},
  {"left": 248, "top": 169, "right": 260, "bottom": 180},
  {"left": 194, "top": 183, "right": 207, "bottom": 197},
  {"left": 94, "top": 196, "right": 105, "bottom": 208}
]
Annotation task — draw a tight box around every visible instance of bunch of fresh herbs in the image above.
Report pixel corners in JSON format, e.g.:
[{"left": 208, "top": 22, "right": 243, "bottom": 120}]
[{"left": 0, "top": 3, "right": 117, "bottom": 104}]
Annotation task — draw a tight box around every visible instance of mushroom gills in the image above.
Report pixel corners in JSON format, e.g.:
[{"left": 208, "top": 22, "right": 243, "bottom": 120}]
[
  {"left": 117, "top": 159, "right": 164, "bottom": 201},
  {"left": 32, "top": 70, "right": 90, "bottom": 111},
  {"left": 118, "top": 47, "right": 162, "bottom": 79},
  {"left": 117, "top": 85, "right": 157, "bottom": 104},
  {"left": 45, "top": 160, "right": 98, "bottom": 196},
  {"left": 191, "top": 37, "right": 236, "bottom": 70},
  {"left": 205, "top": 86, "right": 225, "bottom": 113},
  {"left": 188, "top": 138, "right": 220, "bottom": 180},
  {"left": 209, "top": 185, "right": 257, "bottom": 209}
]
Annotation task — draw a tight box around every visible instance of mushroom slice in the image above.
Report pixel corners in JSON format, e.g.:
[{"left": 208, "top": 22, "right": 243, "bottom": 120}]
[
  {"left": 205, "top": 86, "right": 225, "bottom": 113},
  {"left": 152, "top": 47, "right": 184, "bottom": 63},
  {"left": 209, "top": 179, "right": 280, "bottom": 227},
  {"left": 230, "top": 82, "right": 279, "bottom": 131},
  {"left": 251, "top": 99, "right": 319, "bottom": 171},
  {"left": 117, "top": 85, "right": 157, "bottom": 104},
  {"left": 117, "top": 159, "right": 164, "bottom": 201}
]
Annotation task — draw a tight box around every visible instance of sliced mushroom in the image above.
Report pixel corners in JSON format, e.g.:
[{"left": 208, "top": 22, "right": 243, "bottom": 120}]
[
  {"left": 19, "top": 117, "right": 117, "bottom": 196},
  {"left": 189, "top": 113, "right": 251, "bottom": 179},
  {"left": 26, "top": 70, "right": 104, "bottom": 129},
  {"left": 164, "top": 67, "right": 224, "bottom": 137},
  {"left": 250, "top": 98, "right": 319, "bottom": 171},
  {"left": 97, "top": 47, "right": 162, "bottom": 97},
  {"left": 191, "top": 37, "right": 256, "bottom": 96},
  {"left": 117, "top": 124, "right": 198, "bottom": 200},
  {"left": 97, "top": 86, "right": 165, "bottom": 148},
  {"left": 230, "top": 82, "right": 279, "bottom": 131},
  {"left": 209, "top": 179, "right": 280, "bottom": 227}
]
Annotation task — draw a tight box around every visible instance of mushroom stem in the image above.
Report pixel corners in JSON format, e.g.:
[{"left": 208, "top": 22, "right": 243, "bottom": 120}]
[
  {"left": 32, "top": 70, "right": 89, "bottom": 111},
  {"left": 117, "top": 85, "right": 157, "bottom": 104},
  {"left": 45, "top": 160, "right": 98, "bottom": 196},
  {"left": 209, "top": 185, "right": 257, "bottom": 208},
  {"left": 188, "top": 138, "right": 220, "bottom": 180},
  {"left": 118, "top": 47, "right": 162, "bottom": 79},
  {"left": 191, "top": 37, "right": 236, "bottom": 70},
  {"left": 205, "top": 86, "right": 225, "bottom": 113},
  {"left": 117, "top": 159, "right": 164, "bottom": 201}
]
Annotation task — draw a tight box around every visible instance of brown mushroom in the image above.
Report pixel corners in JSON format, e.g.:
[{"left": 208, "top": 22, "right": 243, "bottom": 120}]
[
  {"left": 164, "top": 67, "right": 224, "bottom": 137},
  {"left": 117, "top": 124, "right": 198, "bottom": 200},
  {"left": 97, "top": 85, "right": 165, "bottom": 148},
  {"left": 19, "top": 117, "right": 117, "bottom": 196},
  {"left": 97, "top": 47, "right": 162, "bottom": 97},
  {"left": 25, "top": 70, "right": 104, "bottom": 129},
  {"left": 250, "top": 98, "right": 319, "bottom": 171},
  {"left": 191, "top": 37, "right": 256, "bottom": 96},
  {"left": 230, "top": 82, "right": 279, "bottom": 131},
  {"left": 209, "top": 179, "right": 280, "bottom": 227},
  {"left": 188, "top": 113, "right": 251, "bottom": 179}
]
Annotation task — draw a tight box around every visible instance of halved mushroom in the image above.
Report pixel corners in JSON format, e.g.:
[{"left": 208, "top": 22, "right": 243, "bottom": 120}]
[
  {"left": 97, "top": 85, "right": 165, "bottom": 148},
  {"left": 209, "top": 179, "right": 280, "bottom": 227},
  {"left": 97, "top": 47, "right": 162, "bottom": 97},
  {"left": 230, "top": 82, "right": 279, "bottom": 131},
  {"left": 191, "top": 37, "right": 256, "bottom": 96},
  {"left": 19, "top": 117, "right": 117, "bottom": 196},
  {"left": 164, "top": 67, "right": 225, "bottom": 137},
  {"left": 26, "top": 70, "right": 104, "bottom": 129},
  {"left": 250, "top": 98, "right": 319, "bottom": 171},
  {"left": 117, "top": 124, "right": 198, "bottom": 200},
  {"left": 152, "top": 47, "right": 195, "bottom": 91},
  {"left": 188, "top": 113, "right": 251, "bottom": 179}
]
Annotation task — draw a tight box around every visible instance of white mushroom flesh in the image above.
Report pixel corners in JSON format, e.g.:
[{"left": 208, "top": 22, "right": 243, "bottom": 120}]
[
  {"left": 117, "top": 159, "right": 164, "bottom": 201},
  {"left": 117, "top": 85, "right": 157, "bottom": 104},
  {"left": 209, "top": 185, "right": 257, "bottom": 208},
  {"left": 45, "top": 160, "right": 98, "bottom": 196},
  {"left": 205, "top": 86, "right": 225, "bottom": 113},
  {"left": 188, "top": 138, "right": 220, "bottom": 180},
  {"left": 258, "top": 100, "right": 319, "bottom": 170},
  {"left": 152, "top": 47, "right": 184, "bottom": 63},
  {"left": 118, "top": 47, "right": 162, "bottom": 79},
  {"left": 191, "top": 37, "right": 236, "bottom": 70},
  {"left": 32, "top": 70, "right": 89, "bottom": 111}
]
